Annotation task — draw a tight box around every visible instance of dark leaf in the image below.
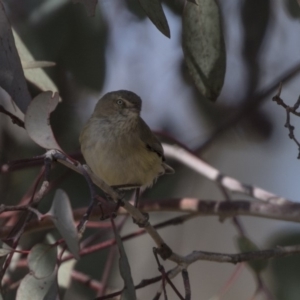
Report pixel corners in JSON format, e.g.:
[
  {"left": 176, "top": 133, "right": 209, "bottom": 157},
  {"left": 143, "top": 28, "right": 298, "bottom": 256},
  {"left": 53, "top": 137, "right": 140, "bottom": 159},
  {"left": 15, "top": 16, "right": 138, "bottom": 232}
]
[
  {"left": 182, "top": 0, "right": 226, "bottom": 102},
  {"left": 284, "top": 0, "right": 300, "bottom": 19},
  {"left": 33, "top": 3, "right": 107, "bottom": 91},
  {"left": 0, "top": 2, "right": 31, "bottom": 113},
  {"left": 43, "top": 280, "right": 60, "bottom": 300},
  {"left": 72, "top": 0, "right": 98, "bottom": 17},
  {"left": 242, "top": 0, "right": 270, "bottom": 59},
  {"left": 241, "top": 0, "right": 270, "bottom": 92},
  {"left": 138, "top": 0, "right": 170, "bottom": 37}
]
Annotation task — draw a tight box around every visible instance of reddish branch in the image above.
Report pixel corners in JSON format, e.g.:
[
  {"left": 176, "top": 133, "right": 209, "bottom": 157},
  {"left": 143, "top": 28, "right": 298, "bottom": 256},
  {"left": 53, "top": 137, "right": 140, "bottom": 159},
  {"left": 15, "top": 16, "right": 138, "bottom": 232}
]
[{"left": 2, "top": 197, "right": 300, "bottom": 239}]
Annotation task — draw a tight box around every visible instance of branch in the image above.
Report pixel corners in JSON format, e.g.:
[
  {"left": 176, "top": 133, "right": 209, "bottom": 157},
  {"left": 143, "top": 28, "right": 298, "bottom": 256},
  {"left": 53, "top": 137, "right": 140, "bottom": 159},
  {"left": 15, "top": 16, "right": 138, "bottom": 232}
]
[
  {"left": 2, "top": 196, "right": 300, "bottom": 239},
  {"left": 163, "top": 143, "right": 291, "bottom": 205},
  {"left": 272, "top": 83, "right": 300, "bottom": 158},
  {"left": 58, "top": 197, "right": 300, "bottom": 264},
  {"left": 0, "top": 105, "right": 25, "bottom": 128},
  {"left": 3, "top": 139, "right": 291, "bottom": 208},
  {"left": 95, "top": 243, "right": 300, "bottom": 299},
  {"left": 47, "top": 149, "right": 174, "bottom": 260},
  {"left": 140, "top": 198, "right": 300, "bottom": 223},
  {"left": 181, "top": 244, "right": 300, "bottom": 265}
]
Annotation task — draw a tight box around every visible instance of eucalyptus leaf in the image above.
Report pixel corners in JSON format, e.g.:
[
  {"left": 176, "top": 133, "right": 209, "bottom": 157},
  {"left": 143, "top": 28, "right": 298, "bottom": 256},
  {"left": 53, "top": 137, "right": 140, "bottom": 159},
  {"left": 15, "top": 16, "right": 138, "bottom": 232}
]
[
  {"left": 22, "top": 61, "right": 56, "bottom": 69},
  {"left": 13, "top": 30, "right": 59, "bottom": 95},
  {"left": 46, "top": 233, "right": 76, "bottom": 289},
  {"left": 0, "top": 3, "right": 31, "bottom": 113},
  {"left": 138, "top": 0, "right": 170, "bottom": 37},
  {"left": 57, "top": 253, "right": 76, "bottom": 288},
  {"left": 43, "top": 280, "right": 59, "bottom": 300},
  {"left": 28, "top": 244, "right": 57, "bottom": 279},
  {"left": 24, "top": 91, "right": 62, "bottom": 150},
  {"left": 48, "top": 189, "right": 80, "bottom": 259},
  {"left": 34, "top": 2, "right": 107, "bottom": 90},
  {"left": 16, "top": 271, "right": 57, "bottom": 300},
  {"left": 182, "top": 0, "right": 226, "bottom": 102}
]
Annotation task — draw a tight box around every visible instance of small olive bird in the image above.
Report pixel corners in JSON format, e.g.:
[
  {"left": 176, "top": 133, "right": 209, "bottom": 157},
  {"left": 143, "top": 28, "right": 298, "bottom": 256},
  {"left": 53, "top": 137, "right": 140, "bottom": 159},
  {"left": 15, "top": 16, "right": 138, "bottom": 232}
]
[{"left": 79, "top": 90, "right": 174, "bottom": 207}]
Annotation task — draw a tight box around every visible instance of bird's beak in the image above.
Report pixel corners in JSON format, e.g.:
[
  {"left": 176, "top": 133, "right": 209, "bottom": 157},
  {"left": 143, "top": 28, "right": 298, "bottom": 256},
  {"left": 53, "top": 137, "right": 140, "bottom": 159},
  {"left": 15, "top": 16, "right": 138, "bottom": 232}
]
[{"left": 128, "top": 107, "right": 139, "bottom": 113}]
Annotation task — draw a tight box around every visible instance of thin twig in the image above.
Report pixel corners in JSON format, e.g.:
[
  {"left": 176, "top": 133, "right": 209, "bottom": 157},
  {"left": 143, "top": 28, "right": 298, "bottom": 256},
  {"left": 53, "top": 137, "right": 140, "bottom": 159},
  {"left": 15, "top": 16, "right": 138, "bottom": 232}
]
[
  {"left": 181, "top": 269, "right": 191, "bottom": 300},
  {"left": 94, "top": 240, "right": 300, "bottom": 300},
  {"left": 0, "top": 105, "right": 25, "bottom": 128},
  {"left": 217, "top": 183, "right": 246, "bottom": 236},
  {"left": 153, "top": 248, "right": 184, "bottom": 300},
  {"left": 174, "top": 244, "right": 300, "bottom": 265},
  {"left": 198, "top": 62, "right": 300, "bottom": 153},
  {"left": 72, "top": 270, "right": 104, "bottom": 292},
  {"left": 216, "top": 263, "right": 245, "bottom": 299},
  {"left": 97, "top": 216, "right": 128, "bottom": 297},
  {"left": 272, "top": 83, "right": 300, "bottom": 158}
]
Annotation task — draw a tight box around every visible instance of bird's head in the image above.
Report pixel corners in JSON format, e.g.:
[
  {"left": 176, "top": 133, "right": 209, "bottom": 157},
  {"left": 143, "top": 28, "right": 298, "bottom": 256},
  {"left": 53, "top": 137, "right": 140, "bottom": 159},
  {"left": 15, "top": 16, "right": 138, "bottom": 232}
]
[{"left": 93, "top": 90, "right": 142, "bottom": 119}]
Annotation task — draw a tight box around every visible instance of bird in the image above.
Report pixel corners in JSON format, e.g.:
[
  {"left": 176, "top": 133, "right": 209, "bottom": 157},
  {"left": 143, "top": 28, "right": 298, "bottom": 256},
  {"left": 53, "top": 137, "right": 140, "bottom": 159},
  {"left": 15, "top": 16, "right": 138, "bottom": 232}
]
[{"left": 79, "top": 90, "right": 174, "bottom": 207}]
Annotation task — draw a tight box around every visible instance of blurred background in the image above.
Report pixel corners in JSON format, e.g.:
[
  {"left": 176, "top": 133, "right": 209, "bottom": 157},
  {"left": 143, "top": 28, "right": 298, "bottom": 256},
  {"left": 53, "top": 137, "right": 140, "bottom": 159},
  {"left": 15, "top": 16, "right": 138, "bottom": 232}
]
[{"left": 1, "top": 0, "right": 300, "bottom": 299}]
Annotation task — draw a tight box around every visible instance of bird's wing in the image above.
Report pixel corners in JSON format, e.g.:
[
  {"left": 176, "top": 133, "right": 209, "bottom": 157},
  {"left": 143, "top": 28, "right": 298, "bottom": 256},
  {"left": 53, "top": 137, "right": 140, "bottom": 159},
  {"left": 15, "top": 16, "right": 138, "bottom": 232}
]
[
  {"left": 138, "top": 117, "right": 174, "bottom": 174},
  {"left": 138, "top": 117, "right": 164, "bottom": 159}
]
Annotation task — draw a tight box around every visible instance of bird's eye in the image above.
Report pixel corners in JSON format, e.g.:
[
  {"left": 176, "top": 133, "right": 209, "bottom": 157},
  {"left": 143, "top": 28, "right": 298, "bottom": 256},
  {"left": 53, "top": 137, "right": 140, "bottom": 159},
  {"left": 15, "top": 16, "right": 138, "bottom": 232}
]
[{"left": 117, "top": 99, "right": 124, "bottom": 106}]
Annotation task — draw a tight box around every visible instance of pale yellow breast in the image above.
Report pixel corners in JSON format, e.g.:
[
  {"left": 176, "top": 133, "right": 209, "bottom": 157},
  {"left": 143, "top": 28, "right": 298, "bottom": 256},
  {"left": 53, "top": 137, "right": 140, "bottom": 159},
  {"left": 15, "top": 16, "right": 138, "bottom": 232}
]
[{"left": 80, "top": 117, "right": 164, "bottom": 188}]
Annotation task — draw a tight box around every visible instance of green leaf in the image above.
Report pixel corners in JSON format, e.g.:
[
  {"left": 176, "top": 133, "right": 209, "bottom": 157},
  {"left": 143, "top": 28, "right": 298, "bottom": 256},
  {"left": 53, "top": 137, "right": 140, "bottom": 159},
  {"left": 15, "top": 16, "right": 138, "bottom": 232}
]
[
  {"left": 237, "top": 236, "right": 268, "bottom": 274},
  {"left": 0, "top": 3, "right": 31, "bottom": 113},
  {"left": 112, "top": 223, "right": 136, "bottom": 300},
  {"left": 138, "top": 0, "right": 170, "bottom": 38},
  {"left": 182, "top": 0, "right": 226, "bottom": 102},
  {"left": 16, "top": 271, "right": 57, "bottom": 300},
  {"left": 28, "top": 244, "right": 57, "bottom": 279},
  {"left": 48, "top": 189, "right": 80, "bottom": 259},
  {"left": 24, "top": 91, "right": 62, "bottom": 150}
]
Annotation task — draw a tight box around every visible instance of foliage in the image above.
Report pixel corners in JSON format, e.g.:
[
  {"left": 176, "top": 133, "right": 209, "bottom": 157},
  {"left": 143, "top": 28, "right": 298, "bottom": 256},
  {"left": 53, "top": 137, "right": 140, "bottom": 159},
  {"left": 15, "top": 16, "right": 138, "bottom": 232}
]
[{"left": 1, "top": 0, "right": 300, "bottom": 299}]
